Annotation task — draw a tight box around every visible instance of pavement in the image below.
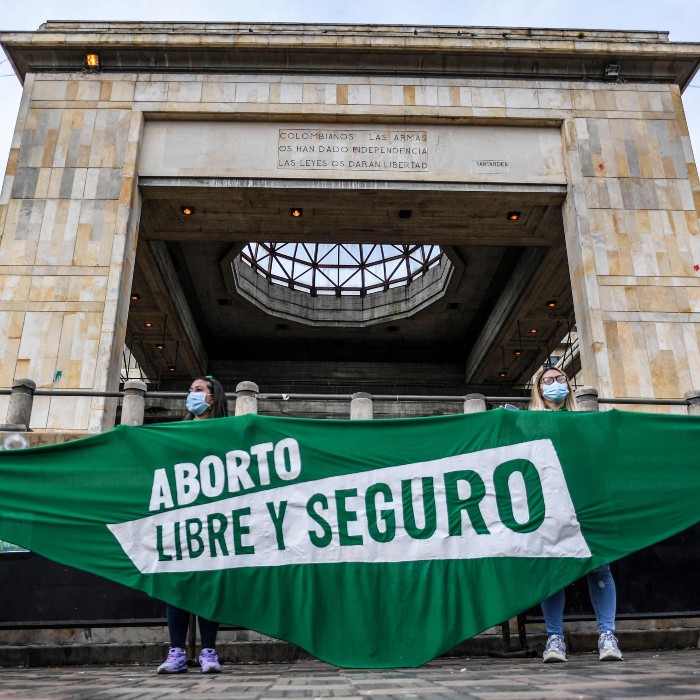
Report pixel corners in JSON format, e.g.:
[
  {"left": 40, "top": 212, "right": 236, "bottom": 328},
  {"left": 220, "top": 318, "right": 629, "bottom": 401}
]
[{"left": 0, "top": 650, "right": 699, "bottom": 699}]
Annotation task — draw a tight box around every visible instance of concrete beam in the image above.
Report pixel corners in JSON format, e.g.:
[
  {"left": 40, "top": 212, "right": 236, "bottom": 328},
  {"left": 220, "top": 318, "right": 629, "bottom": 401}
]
[
  {"left": 2, "top": 23, "right": 698, "bottom": 89},
  {"left": 464, "top": 247, "right": 547, "bottom": 383},
  {"left": 134, "top": 241, "right": 208, "bottom": 378}
]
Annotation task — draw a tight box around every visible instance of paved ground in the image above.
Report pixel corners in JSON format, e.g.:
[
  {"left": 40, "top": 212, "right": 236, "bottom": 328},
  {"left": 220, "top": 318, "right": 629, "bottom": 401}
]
[{"left": 0, "top": 650, "right": 699, "bottom": 699}]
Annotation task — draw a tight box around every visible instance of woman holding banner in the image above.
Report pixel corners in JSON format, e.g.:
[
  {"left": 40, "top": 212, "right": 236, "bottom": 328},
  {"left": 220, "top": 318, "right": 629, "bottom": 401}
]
[
  {"left": 157, "top": 375, "right": 228, "bottom": 674},
  {"left": 530, "top": 365, "right": 623, "bottom": 664}
]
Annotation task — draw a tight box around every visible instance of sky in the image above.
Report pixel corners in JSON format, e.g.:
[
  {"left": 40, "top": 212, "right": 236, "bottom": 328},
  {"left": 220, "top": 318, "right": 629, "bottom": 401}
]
[{"left": 0, "top": 0, "right": 699, "bottom": 177}]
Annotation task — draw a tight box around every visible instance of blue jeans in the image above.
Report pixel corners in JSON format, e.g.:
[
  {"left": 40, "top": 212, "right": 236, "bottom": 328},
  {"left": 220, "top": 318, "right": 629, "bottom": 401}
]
[{"left": 541, "top": 565, "right": 616, "bottom": 636}]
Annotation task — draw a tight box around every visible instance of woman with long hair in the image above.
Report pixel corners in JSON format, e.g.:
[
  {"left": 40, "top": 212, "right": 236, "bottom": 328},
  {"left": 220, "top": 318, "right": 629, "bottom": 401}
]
[
  {"left": 530, "top": 365, "right": 623, "bottom": 664},
  {"left": 158, "top": 375, "right": 228, "bottom": 674}
]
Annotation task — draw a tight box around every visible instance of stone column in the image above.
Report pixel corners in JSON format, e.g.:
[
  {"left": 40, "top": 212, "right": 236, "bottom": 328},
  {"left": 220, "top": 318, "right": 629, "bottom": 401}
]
[
  {"left": 235, "top": 381, "right": 259, "bottom": 416},
  {"left": 561, "top": 87, "right": 700, "bottom": 406},
  {"left": 121, "top": 380, "right": 147, "bottom": 426},
  {"left": 684, "top": 390, "right": 700, "bottom": 416},
  {"left": 350, "top": 392, "right": 373, "bottom": 419},
  {"left": 0, "top": 71, "right": 144, "bottom": 433},
  {"left": 463, "top": 393, "right": 486, "bottom": 413},
  {"left": 575, "top": 386, "right": 600, "bottom": 412},
  {"left": 1, "top": 378, "right": 37, "bottom": 431}
]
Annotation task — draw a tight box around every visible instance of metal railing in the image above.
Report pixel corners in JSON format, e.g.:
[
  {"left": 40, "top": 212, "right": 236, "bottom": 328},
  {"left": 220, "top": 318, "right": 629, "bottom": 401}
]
[{"left": 1, "top": 378, "right": 699, "bottom": 432}]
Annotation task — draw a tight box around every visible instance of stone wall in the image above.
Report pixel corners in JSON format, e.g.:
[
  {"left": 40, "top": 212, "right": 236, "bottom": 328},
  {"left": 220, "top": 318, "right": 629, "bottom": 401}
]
[
  {"left": 0, "top": 60, "right": 699, "bottom": 428},
  {"left": 562, "top": 87, "right": 700, "bottom": 402},
  {"left": 0, "top": 73, "right": 143, "bottom": 430}
]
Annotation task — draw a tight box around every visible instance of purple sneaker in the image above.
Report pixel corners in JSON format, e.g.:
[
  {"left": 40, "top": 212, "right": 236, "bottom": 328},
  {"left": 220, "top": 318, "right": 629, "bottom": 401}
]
[
  {"left": 199, "top": 647, "right": 222, "bottom": 674},
  {"left": 157, "top": 647, "right": 188, "bottom": 674}
]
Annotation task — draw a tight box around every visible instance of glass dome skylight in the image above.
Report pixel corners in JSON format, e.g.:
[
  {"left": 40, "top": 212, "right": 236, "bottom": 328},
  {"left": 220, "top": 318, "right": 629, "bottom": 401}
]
[{"left": 240, "top": 243, "right": 443, "bottom": 296}]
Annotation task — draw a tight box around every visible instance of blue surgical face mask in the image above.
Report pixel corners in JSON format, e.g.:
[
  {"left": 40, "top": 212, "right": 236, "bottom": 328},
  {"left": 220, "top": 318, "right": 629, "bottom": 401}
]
[
  {"left": 542, "top": 383, "right": 569, "bottom": 403},
  {"left": 186, "top": 392, "right": 210, "bottom": 416}
]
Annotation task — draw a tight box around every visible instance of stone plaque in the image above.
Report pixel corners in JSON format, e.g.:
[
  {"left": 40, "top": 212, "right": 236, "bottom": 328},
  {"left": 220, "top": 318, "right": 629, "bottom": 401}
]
[
  {"left": 142, "top": 122, "right": 565, "bottom": 184},
  {"left": 277, "top": 128, "right": 429, "bottom": 172}
]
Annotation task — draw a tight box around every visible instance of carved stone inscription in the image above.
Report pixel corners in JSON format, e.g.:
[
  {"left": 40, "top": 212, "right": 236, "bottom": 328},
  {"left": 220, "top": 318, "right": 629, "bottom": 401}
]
[
  {"left": 277, "top": 129, "right": 429, "bottom": 171},
  {"left": 474, "top": 159, "right": 510, "bottom": 173}
]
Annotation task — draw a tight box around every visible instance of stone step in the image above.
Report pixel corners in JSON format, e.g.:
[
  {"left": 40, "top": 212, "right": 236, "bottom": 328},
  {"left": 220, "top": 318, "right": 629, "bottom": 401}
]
[{"left": 1, "top": 627, "right": 699, "bottom": 667}]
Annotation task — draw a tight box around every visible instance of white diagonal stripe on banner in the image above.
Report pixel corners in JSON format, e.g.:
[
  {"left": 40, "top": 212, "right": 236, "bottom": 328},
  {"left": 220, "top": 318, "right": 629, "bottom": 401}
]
[{"left": 108, "top": 439, "right": 590, "bottom": 574}]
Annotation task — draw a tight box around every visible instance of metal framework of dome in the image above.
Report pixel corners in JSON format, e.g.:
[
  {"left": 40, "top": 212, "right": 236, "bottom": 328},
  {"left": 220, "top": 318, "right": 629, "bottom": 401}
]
[{"left": 240, "top": 243, "right": 443, "bottom": 296}]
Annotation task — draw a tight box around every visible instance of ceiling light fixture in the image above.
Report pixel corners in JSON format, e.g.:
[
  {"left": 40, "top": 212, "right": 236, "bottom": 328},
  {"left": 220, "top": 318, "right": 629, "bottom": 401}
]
[
  {"left": 546, "top": 300, "right": 558, "bottom": 308},
  {"left": 156, "top": 343, "right": 165, "bottom": 350},
  {"left": 130, "top": 293, "right": 141, "bottom": 301},
  {"left": 513, "top": 349, "right": 522, "bottom": 357},
  {"left": 529, "top": 328, "right": 538, "bottom": 334},
  {"left": 290, "top": 208, "right": 303, "bottom": 218},
  {"left": 181, "top": 206, "right": 194, "bottom": 216},
  {"left": 497, "top": 348, "right": 510, "bottom": 379},
  {"left": 168, "top": 366, "right": 176, "bottom": 373},
  {"left": 507, "top": 211, "right": 521, "bottom": 221},
  {"left": 144, "top": 322, "right": 154, "bottom": 328}
]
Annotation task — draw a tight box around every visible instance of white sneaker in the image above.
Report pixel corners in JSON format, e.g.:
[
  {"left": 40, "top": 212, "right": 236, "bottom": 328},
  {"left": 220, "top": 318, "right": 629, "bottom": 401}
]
[
  {"left": 598, "top": 632, "right": 623, "bottom": 661},
  {"left": 543, "top": 634, "right": 567, "bottom": 663}
]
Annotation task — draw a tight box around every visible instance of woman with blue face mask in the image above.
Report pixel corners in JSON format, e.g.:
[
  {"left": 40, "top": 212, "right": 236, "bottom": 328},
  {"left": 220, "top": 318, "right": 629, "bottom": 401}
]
[
  {"left": 184, "top": 375, "right": 228, "bottom": 421},
  {"left": 158, "top": 375, "right": 228, "bottom": 675},
  {"left": 529, "top": 366, "right": 623, "bottom": 664}
]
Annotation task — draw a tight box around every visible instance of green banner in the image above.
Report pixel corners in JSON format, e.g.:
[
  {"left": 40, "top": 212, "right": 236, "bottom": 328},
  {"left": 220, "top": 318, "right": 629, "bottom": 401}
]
[{"left": 0, "top": 409, "right": 699, "bottom": 667}]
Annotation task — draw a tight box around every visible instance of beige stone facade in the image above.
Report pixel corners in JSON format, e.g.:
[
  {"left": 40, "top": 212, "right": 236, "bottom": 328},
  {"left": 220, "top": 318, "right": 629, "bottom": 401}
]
[
  {"left": 0, "top": 73, "right": 142, "bottom": 430},
  {"left": 0, "top": 23, "right": 699, "bottom": 430}
]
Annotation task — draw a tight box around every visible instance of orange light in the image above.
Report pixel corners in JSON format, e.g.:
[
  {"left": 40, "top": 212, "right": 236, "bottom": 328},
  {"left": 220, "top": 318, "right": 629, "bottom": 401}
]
[
  {"left": 168, "top": 366, "right": 176, "bottom": 372},
  {"left": 529, "top": 328, "right": 538, "bottom": 334},
  {"left": 130, "top": 293, "right": 141, "bottom": 301},
  {"left": 546, "top": 300, "right": 558, "bottom": 308},
  {"left": 181, "top": 206, "right": 194, "bottom": 216},
  {"left": 290, "top": 208, "right": 303, "bottom": 218},
  {"left": 513, "top": 349, "right": 522, "bottom": 356},
  {"left": 85, "top": 53, "right": 100, "bottom": 70},
  {"left": 507, "top": 211, "right": 521, "bottom": 221},
  {"left": 144, "top": 322, "right": 154, "bottom": 328}
]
